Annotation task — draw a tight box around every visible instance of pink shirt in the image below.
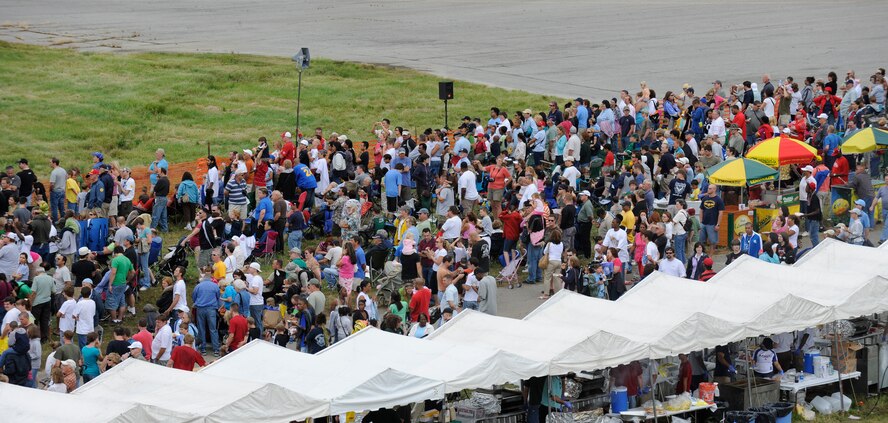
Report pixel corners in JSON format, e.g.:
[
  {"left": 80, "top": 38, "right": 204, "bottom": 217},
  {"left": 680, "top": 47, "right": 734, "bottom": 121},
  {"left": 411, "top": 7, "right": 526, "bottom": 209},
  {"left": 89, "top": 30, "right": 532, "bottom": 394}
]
[{"left": 339, "top": 256, "right": 355, "bottom": 280}]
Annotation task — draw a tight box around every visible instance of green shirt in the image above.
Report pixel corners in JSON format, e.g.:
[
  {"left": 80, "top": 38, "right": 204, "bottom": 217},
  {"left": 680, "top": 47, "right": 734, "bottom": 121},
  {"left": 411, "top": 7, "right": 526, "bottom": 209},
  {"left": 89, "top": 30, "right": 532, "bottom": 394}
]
[
  {"left": 15, "top": 281, "right": 31, "bottom": 300},
  {"left": 110, "top": 254, "right": 134, "bottom": 286},
  {"left": 389, "top": 301, "right": 408, "bottom": 323},
  {"left": 31, "top": 273, "right": 55, "bottom": 305}
]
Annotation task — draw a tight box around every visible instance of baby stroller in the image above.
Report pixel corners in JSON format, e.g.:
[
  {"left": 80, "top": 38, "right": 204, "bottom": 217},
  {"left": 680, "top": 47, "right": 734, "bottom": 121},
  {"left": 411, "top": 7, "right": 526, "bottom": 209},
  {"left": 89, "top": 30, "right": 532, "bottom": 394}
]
[
  {"left": 374, "top": 260, "right": 402, "bottom": 309},
  {"left": 497, "top": 249, "right": 526, "bottom": 289},
  {"left": 156, "top": 242, "right": 189, "bottom": 278}
]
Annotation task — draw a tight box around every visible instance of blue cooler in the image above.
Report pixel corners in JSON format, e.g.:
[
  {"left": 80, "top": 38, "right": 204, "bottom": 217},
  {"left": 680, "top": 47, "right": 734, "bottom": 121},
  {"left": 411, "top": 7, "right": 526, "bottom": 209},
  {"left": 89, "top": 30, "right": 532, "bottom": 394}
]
[
  {"left": 804, "top": 350, "right": 820, "bottom": 374},
  {"left": 610, "top": 386, "right": 629, "bottom": 413}
]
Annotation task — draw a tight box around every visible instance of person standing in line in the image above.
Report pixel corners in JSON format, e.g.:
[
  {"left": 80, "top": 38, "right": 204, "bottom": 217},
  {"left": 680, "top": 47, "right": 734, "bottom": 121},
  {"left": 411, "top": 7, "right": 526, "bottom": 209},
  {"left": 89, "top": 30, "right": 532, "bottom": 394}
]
[
  {"left": 151, "top": 167, "right": 170, "bottom": 232},
  {"left": 48, "top": 157, "right": 67, "bottom": 223}
]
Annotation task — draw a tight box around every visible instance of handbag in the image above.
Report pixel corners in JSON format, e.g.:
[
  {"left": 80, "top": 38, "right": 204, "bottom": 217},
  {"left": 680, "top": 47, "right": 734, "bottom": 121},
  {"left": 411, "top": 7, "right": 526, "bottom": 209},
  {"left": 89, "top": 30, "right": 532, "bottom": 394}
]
[{"left": 538, "top": 243, "right": 550, "bottom": 268}]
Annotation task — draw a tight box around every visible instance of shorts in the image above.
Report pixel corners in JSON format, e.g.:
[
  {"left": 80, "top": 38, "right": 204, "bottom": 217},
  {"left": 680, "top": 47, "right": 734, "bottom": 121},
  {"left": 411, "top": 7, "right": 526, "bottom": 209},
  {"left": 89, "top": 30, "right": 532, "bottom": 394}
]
[
  {"left": 488, "top": 188, "right": 504, "bottom": 202},
  {"left": 386, "top": 196, "right": 398, "bottom": 213},
  {"left": 699, "top": 224, "right": 718, "bottom": 244},
  {"left": 228, "top": 203, "right": 249, "bottom": 220},
  {"left": 106, "top": 284, "right": 127, "bottom": 309},
  {"left": 339, "top": 277, "right": 353, "bottom": 293}
]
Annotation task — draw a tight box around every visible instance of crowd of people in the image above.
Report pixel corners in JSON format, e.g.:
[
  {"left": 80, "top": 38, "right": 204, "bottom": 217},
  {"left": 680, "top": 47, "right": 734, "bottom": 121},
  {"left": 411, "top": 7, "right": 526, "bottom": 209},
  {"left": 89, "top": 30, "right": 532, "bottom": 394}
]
[{"left": 0, "top": 68, "right": 885, "bottom": 410}]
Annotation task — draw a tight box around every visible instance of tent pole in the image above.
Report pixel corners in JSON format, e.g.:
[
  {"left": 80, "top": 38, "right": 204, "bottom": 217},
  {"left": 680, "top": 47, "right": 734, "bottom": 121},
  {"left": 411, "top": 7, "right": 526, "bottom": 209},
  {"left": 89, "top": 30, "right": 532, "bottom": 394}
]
[
  {"left": 649, "top": 359, "right": 659, "bottom": 422},
  {"left": 746, "top": 338, "right": 753, "bottom": 407},
  {"left": 834, "top": 324, "right": 846, "bottom": 414}
]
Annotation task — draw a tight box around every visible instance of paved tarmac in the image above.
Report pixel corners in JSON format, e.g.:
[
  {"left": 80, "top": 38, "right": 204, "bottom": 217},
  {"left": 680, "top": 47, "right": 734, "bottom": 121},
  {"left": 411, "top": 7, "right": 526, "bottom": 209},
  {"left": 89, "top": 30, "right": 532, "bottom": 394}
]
[{"left": 2, "top": 0, "right": 887, "bottom": 100}]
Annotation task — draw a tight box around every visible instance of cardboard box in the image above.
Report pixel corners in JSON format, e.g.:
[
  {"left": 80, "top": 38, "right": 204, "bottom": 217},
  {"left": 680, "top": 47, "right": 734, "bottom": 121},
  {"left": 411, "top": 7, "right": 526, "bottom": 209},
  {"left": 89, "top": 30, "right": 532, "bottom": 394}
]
[{"left": 829, "top": 341, "right": 863, "bottom": 373}]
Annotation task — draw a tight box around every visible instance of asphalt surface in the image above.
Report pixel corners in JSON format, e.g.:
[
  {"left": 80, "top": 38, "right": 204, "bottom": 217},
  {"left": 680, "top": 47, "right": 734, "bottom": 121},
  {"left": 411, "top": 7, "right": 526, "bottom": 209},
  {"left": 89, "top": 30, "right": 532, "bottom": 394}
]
[
  {"left": 2, "top": 0, "right": 887, "bottom": 317},
  {"left": 2, "top": 0, "right": 887, "bottom": 100}
]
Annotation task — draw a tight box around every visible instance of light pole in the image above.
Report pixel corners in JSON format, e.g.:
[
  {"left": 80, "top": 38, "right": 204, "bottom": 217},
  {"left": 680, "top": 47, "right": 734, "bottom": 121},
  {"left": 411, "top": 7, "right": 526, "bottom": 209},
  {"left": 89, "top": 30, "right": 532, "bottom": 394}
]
[{"left": 292, "top": 48, "right": 311, "bottom": 134}]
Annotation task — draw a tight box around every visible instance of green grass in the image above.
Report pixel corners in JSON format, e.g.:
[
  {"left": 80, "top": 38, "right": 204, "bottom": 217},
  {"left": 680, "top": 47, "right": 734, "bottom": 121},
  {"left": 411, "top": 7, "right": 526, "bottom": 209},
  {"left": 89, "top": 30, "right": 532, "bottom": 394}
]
[{"left": 0, "top": 41, "right": 561, "bottom": 175}]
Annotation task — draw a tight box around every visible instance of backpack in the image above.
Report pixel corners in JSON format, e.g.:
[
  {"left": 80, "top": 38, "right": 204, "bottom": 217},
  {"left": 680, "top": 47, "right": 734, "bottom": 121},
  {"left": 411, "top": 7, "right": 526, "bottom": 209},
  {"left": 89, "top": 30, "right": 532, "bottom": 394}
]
[
  {"left": 3, "top": 352, "right": 31, "bottom": 386},
  {"left": 681, "top": 210, "right": 693, "bottom": 233}
]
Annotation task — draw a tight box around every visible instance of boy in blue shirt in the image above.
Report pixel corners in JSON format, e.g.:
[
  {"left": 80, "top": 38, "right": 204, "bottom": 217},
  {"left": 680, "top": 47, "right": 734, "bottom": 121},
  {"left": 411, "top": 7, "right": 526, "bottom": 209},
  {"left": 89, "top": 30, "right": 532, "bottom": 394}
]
[{"left": 384, "top": 163, "right": 403, "bottom": 215}]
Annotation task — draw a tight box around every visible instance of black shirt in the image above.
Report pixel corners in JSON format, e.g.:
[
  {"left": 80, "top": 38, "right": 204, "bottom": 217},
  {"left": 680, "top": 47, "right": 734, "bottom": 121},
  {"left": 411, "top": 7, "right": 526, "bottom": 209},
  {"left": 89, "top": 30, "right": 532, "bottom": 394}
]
[
  {"left": 16, "top": 169, "right": 36, "bottom": 198},
  {"left": 106, "top": 339, "right": 131, "bottom": 356},
  {"left": 198, "top": 220, "right": 219, "bottom": 250},
  {"left": 153, "top": 176, "right": 170, "bottom": 197},
  {"left": 807, "top": 194, "right": 822, "bottom": 221},
  {"left": 400, "top": 252, "right": 420, "bottom": 280},
  {"left": 71, "top": 259, "right": 97, "bottom": 286},
  {"left": 471, "top": 239, "right": 491, "bottom": 273},
  {"left": 714, "top": 345, "right": 733, "bottom": 377},
  {"left": 523, "top": 377, "right": 546, "bottom": 406},
  {"left": 560, "top": 205, "right": 576, "bottom": 229},
  {"left": 618, "top": 115, "right": 635, "bottom": 137}
]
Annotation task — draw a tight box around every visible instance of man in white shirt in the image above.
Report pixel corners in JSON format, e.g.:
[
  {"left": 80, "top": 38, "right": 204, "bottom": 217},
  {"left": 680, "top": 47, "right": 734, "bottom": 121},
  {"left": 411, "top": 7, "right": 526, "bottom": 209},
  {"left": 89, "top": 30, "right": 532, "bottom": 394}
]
[
  {"left": 798, "top": 165, "right": 816, "bottom": 214},
  {"left": 441, "top": 206, "right": 462, "bottom": 242},
  {"left": 657, "top": 247, "right": 684, "bottom": 277},
  {"left": 73, "top": 286, "right": 96, "bottom": 348},
  {"left": 458, "top": 162, "right": 480, "bottom": 212},
  {"left": 707, "top": 109, "right": 726, "bottom": 141},
  {"left": 603, "top": 215, "right": 630, "bottom": 263},
  {"left": 561, "top": 160, "right": 581, "bottom": 190},
  {"left": 245, "top": 262, "right": 265, "bottom": 334},
  {"left": 565, "top": 130, "right": 582, "bottom": 162},
  {"left": 152, "top": 315, "right": 173, "bottom": 364},
  {"left": 118, "top": 167, "right": 136, "bottom": 217},
  {"left": 462, "top": 267, "right": 479, "bottom": 310},
  {"left": 518, "top": 177, "right": 539, "bottom": 209}
]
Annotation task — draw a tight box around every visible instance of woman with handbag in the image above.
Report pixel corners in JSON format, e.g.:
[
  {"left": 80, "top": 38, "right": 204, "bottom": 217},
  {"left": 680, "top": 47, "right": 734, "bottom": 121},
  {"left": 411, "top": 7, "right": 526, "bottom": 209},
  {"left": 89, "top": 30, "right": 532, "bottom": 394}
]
[
  {"left": 134, "top": 217, "right": 153, "bottom": 290},
  {"left": 539, "top": 228, "right": 563, "bottom": 300},
  {"left": 176, "top": 172, "right": 199, "bottom": 231}
]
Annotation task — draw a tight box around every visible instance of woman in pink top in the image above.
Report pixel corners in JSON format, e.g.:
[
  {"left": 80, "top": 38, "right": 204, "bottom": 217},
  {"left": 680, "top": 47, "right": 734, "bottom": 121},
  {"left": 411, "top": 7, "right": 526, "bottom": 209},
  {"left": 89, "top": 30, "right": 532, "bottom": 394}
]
[
  {"left": 632, "top": 222, "right": 648, "bottom": 278},
  {"left": 771, "top": 215, "right": 788, "bottom": 235},
  {"left": 337, "top": 242, "right": 357, "bottom": 304}
]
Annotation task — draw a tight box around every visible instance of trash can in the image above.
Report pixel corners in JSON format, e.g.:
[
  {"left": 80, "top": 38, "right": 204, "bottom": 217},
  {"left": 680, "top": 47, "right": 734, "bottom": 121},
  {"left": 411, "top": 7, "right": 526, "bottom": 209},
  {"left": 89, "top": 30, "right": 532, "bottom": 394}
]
[
  {"left": 724, "top": 410, "right": 756, "bottom": 423},
  {"left": 765, "top": 402, "right": 794, "bottom": 423},
  {"left": 747, "top": 407, "right": 776, "bottom": 423}
]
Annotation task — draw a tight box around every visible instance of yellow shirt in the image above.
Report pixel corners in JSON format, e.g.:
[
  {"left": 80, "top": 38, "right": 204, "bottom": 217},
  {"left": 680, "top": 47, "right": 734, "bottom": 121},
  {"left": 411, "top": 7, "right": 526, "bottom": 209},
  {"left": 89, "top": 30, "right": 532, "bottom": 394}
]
[
  {"left": 621, "top": 210, "right": 636, "bottom": 243},
  {"left": 65, "top": 178, "right": 81, "bottom": 204},
  {"left": 213, "top": 261, "right": 227, "bottom": 280}
]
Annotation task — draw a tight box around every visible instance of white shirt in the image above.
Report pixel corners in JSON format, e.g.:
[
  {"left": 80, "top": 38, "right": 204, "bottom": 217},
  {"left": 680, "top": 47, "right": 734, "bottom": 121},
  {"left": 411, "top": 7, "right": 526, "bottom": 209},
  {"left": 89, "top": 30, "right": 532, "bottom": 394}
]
[
  {"left": 119, "top": 177, "right": 136, "bottom": 202},
  {"left": 463, "top": 273, "right": 479, "bottom": 302},
  {"left": 247, "top": 274, "right": 264, "bottom": 306},
  {"left": 58, "top": 299, "right": 77, "bottom": 332},
  {"left": 173, "top": 279, "right": 188, "bottom": 311},
  {"left": 205, "top": 167, "right": 220, "bottom": 195},
  {"left": 441, "top": 216, "right": 462, "bottom": 240},
  {"left": 1, "top": 307, "right": 20, "bottom": 333},
  {"left": 565, "top": 135, "right": 582, "bottom": 161},
  {"left": 658, "top": 258, "right": 685, "bottom": 277},
  {"left": 223, "top": 255, "right": 237, "bottom": 281},
  {"left": 152, "top": 324, "right": 173, "bottom": 361},
  {"left": 314, "top": 158, "right": 330, "bottom": 194},
  {"left": 772, "top": 332, "right": 794, "bottom": 353},
  {"left": 672, "top": 209, "right": 688, "bottom": 236},
  {"left": 545, "top": 242, "right": 564, "bottom": 261},
  {"left": 73, "top": 298, "right": 96, "bottom": 335},
  {"left": 431, "top": 248, "right": 447, "bottom": 272},
  {"left": 707, "top": 116, "right": 726, "bottom": 138},
  {"left": 441, "top": 283, "right": 459, "bottom": 313},
  {"left": 753, "top": 348, "right": 778, "bottom": 374},
  {"left": 645, "top": 241, "right": 660, "bottom": 264},
  {"left": 458, "top": 171, "right": 480, "bottom": 201},
  {"left": 798, "top": 175, "right": 815, "bottom": 202},
  {"left": 561, "top": 166, "right": 581, "bottom": 190},
  {"left": 763, "top": 97, "right": 776, "bottom": 118},
  {"left": 512, "top": 141, "right": 526, "bottom": 161},
  {"left": 518, "top": 183, "right": 539, "bottom": 209},
  {"left": 604, "top": 228, "right": 630, "bottom": 262},
  {"left": 787, "top": 224, "right": 799, "bottom": 248},
  {"left": 325, "top": 246, "right": 343, "bottom": 269}
]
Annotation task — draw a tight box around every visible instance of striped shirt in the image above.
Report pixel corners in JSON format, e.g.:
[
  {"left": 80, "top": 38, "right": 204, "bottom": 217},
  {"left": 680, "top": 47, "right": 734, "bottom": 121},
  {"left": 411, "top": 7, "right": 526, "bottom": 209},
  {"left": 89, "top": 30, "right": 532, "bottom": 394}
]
[{"left": 226, "top": 179, "right": 248, "bottom": 205}]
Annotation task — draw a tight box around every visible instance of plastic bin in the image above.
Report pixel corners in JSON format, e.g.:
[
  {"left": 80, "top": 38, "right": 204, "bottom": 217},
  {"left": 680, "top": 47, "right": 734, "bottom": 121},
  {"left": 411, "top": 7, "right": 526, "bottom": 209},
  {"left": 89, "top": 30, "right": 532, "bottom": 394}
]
[
  {"left": 724, "top": 410, "right": 756, "bottom": 423},
  {"left": 747, "top": 407, "right": 775, "bottom": 423},
  {"left": 764, "top": 402, "right": 794, "bottom": 423}
]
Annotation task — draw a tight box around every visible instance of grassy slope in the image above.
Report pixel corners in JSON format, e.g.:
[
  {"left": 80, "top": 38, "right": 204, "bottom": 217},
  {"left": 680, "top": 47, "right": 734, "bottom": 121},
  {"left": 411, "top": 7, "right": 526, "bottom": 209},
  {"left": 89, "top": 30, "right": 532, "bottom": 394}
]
[{"left": 0, "top": 41, "right": 558, "bottom": 175}]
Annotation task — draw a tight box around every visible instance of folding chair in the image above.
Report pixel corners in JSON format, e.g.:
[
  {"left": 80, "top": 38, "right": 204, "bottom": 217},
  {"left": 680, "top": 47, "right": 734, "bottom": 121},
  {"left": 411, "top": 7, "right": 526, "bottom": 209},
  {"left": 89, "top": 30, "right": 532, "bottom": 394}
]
[{"left": 254, "top": 230, "right": 279, "bottom": 265}]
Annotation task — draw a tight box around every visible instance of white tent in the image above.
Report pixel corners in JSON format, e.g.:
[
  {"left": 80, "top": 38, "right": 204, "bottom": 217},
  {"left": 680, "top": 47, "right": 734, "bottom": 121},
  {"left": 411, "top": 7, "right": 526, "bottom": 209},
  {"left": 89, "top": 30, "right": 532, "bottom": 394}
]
[
  {"left": 73, "top": 358, "right": 328, "bottom": 422},
  {"left": 3, "top": 382, "right": 200, "bottom": 423},
  {"left": 795, "top": 238, "right": 888, "bottom": 276}
]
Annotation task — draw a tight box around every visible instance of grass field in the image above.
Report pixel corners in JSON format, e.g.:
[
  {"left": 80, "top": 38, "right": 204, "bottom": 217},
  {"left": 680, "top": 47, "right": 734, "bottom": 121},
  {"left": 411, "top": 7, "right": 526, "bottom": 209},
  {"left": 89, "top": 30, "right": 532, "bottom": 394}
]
[{"left": 0, "top": 41, "right": 560, "bottom": 175}]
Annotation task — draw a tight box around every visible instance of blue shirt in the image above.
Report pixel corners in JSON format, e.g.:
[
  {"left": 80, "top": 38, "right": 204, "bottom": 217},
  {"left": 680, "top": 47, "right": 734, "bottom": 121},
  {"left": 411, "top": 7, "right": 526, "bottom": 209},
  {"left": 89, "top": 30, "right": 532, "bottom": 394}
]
[
  {"left": 149, "top": 158, "right": 169, "bottom": 185},
  {"left": 576, "top": 106, "right": 589, "bottom": 129},
  {"left": 354, "top": 246, "right": 367, "bottom": 280},
  {"left": 741, "top": 232, "right": 763, "bottom": 258},
  {"left": 384, "top": 169, "right": 402, "bottom": 197},
  {"left": 454, "top": 137, "right": 471, "bottom": 155},
  {"left": 390, "top": 156, "right": 413, "bottom": 187},
  {"left": 823, "top": 133, "right": 841, "bottom": 157},
  {"left": 192, "top": 279, "right": 221, "bottom": 308},
  {"left": 253, "top": 197, "right": 274, "bottom": 222},
  {"left": 225, "top": 178, "right": 248, "bottom": 205},
  {"left": 293, "top": 164, "right": 318, "bottom": 189}
]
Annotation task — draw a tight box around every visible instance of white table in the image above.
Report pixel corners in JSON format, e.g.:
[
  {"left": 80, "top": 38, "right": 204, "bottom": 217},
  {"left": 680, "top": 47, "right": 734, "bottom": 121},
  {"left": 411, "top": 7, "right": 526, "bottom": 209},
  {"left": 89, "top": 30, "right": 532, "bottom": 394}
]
[
  {"left": 620, "top": 403, "right": 716, "bottom": 420},
  {"left": 779, "top": 371, "right": 861, "bottom": 394}
]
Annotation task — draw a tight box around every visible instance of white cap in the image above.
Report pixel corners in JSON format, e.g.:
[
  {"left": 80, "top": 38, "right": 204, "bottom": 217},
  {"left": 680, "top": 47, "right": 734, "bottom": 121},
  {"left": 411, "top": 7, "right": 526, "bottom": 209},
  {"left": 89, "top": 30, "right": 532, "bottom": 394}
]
[
  {"left": 402, "top": 131, "right": 410, "bottom": 136},
  {"left": 284, "top": 131, "right": 292, "bottom": 138},
  {"left": 850, "top": 208, "right": 861, "bottom": 215},
  {"left": 338, "top": 134, "right": 348, "bottom": 142},
  {"left": 782, "top": 127, "right": 791, "bottom": 134},
  {"left": 5, "top": 233, "right": 17, "bottom": 241},
  {"left": 818, "top": 113, "right": 829, "bottom": 119},
  {"left": 243, "top": 149, "right": 253, "bottom": 156},
  {"left": 128, "top": 341, "right": 143, "bottom": 350},
  {"left": 79, "top": 246, "right": 91, "bottom": 256},
  {"left": 801, "top": 165, "right": 814, "bottom": 173},
  {"left": 300, "top": 139, "right": 309, "bottom": 146},
  {"left": 249, "top": 262, "right": 261, "bottom": 271},
  {"left": 579, "top": 190, "right": 591, "bottom": 197}
]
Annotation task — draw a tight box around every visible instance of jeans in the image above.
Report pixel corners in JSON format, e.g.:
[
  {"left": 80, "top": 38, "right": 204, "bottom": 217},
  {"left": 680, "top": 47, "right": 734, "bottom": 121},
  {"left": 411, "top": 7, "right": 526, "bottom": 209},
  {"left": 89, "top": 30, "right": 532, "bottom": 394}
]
[
  {"left": 430, "top": 159, "right": 442, "bottom": 177},
  {"left": 287, "top": 230, "right": 303, "bottom": 251},
  {"left": 50, "top": 190, "right": 65, "bottom": 222},
  {"left": 78, "top": 334, "right": 88, "bottom": 349},
  {"left": 674, "top": 233, "right": 687, "bottom": 264},
  {"left": 139, "top": 253, "right": 151, "bottom": 288},
  {"left": 196, "top": 307, "right": 220, "bottom": 353},
  {"left": 33, "top": 243, "right": 49, "bottom": 263},
  {"left": 249, "top": 304, "right": 264, "bottom": 334},
  {"left": 151, "top": 196, "right": 169, "bottom": 232},
  {"left": 32, "top": 301, "right": 51, "bottom": 342},
  {"left": 882, "top": 209, "right": 888, "bottom": 242},
  {"left": 527, "top": 244, "right": 543, "bottom": 283},
  {"left": 463, "top": 300, "right": 478, "bottom": 310},
  {"left": 68, "top": 202, "right": 78, "bottom": 215},
  {"left": 807, "top": 219, "right": 821, "bottom": 247},
  {"left": 322, "top": 267, "right": 339, "bottom": 290},
  {"left": 526, "top": 404, "right": 541, "bottom": 423}
]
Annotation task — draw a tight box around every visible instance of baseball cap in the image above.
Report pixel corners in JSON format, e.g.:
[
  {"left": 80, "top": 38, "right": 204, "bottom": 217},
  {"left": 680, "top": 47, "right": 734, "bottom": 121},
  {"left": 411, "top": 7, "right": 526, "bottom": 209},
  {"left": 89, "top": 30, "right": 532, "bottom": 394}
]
[
  {"left": 243, "top": 149, "right": 253, "bottom": 156},
  {"left": 836, "top": 223, "right": 847, "bottom": 228},
  {"left": 574, "top": 97, "right": 583, "bottom": 102},
  {"left": 338, "top": 134, "right": 348, "bottom": 141},
  {"left": 249, "top": 262, "right": 261, "bottom": 271},
  {"left": 850, "top": 208, "right": 861, "bottom": 215},
  {"left": 79, "top": 246, "right": 90, "bottom": 256},
  {"left": 17, "top": 158, "right": 28, "bottom": 165},
  {"left": 92, "top": 152, "right": 104, "bottom": 160},
  {"left": 703, "top": 257, "right": 714, "bottom": 267},
  {"left": 284, "top": 131, "right": 292, "bottom": 138},
  {"left": 522, "top": 109, "right": 532, "bottom": 115},
  {"left": 128, "top": 341, "right": 143, "bottom": 350},
  {"left": 818, "top": 113, "right": 829, "bottom": 119},
  {"left": 579, "top": 190, "right": 591, "bottom": 197},
  {"left": 376, "top": 229, "right": 388, "bottom": 238},
  {"left": 855, "top": 199, "right": 866, "bottom": 206},
  {"left": 82, "top": 278, "right": 94, "bottom": 286},
  {"left": 418, "top": 208, "right": 429, "bottom": 214},
  {"left": 89, "top": 169, "right": 101, "bottom": 176},
  {"left": 300, "top": 139, "right": 309, "bottom": 146},
  {"left": 125, "top": 235, "right": 135, "bottom": 242},
  {"left": 289, "top": 247, "right": 301, "bottom": 255},
  {"left": 782, "top": 128, "right": 791, "bottom": 134},
  {"left": 309, "top": 278, "right": 321, "bottom": 287},
  {"left": 682, "top": 83, "right": 690, "bottom": 89},
  {"left": 5, "top": 233, "right": 17, "bottom": 242},
  {"left": 801, "top": 165, "right": 814, "bottom": 173}
]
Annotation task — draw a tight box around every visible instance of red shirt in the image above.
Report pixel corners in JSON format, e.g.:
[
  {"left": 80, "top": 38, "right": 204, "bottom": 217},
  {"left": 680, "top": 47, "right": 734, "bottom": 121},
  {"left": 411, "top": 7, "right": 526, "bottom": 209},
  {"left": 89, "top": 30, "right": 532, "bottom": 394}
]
[
  {"left": 254, "top": 161, "right": 269, "bottom": 187},
  {"left": 169, "top": 345, "right": 206, "bottom": 371},
  {"left": 418, "top": 239, "right": 436, "bottom": 267},
  {"left": 499, "top": 211, "right": 523, "bottom": 241},
  {"left": 604, "top": 151, "right": 615, "bottom": 167},
  {"left": 280, "top": 141, "right": 296, "bottom": 165},
  {"left": 409, "top": 287, "right": 431, "bottom": 322},
  {"left": 676, "top": 361, "right": 693, "bottom": 393},
  {"left": 228, "top": 314, "right": 248, "bottom": 351},
  {"left": 732, "top": 113, "right": 747, "bottom": 139},
  {"left": 830, "top": 156, "right": 849, "bottom": 186},
  {"left": 132, "top": 329, "right": 153, "bottom": 360},
  {"left": 484, "top": 165, "right": 511, "bottom": 190},
  {"left": 613, "top": 362, "right": 643, "bottom": 396}
]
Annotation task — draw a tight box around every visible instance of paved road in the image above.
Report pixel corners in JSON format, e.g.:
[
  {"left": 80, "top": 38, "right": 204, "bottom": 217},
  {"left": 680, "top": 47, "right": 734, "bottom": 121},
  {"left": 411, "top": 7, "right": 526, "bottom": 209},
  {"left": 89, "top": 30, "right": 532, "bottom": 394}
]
[{"left": 2, "top": 0, "right": 887, "bottom": 100}]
